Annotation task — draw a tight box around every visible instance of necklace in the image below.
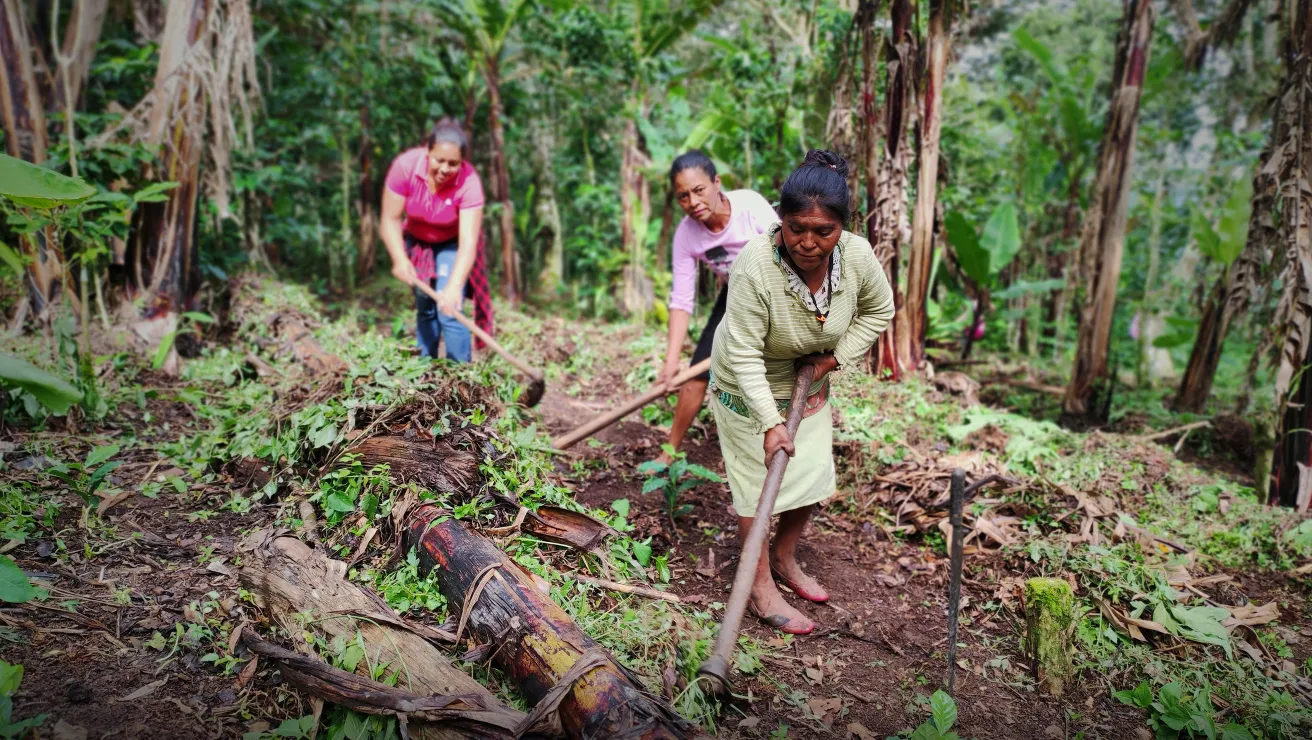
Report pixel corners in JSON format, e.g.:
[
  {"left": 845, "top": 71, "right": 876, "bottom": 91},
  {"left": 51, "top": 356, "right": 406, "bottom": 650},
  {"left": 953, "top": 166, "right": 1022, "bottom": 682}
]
[
  {"left": 807, "top": 254, "right": 834, "bottom": 323},
  {"left": 777, "top": 238, "right": 833, "bottom": 323}
]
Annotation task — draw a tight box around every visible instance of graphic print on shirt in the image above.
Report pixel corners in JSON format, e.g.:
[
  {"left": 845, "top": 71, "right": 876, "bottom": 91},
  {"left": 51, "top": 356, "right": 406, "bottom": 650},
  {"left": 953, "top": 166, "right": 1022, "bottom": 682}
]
[{"left": 704, "top": 246, "right": 733, "bottom": 276}]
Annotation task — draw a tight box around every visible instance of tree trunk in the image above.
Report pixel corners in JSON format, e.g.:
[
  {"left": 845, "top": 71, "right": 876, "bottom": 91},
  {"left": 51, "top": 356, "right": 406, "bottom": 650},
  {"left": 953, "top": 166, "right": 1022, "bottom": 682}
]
[
  {"left": 405, "top": 507, "right": 701, "bottom": 739},
  {"left": 903, "top": 0, "right": 950, "bottom": 371},
  {"left": 620, "top": 90, "right": 654, "bottom": 320},
  {"left": 532, "top": 107, "right": 564, "bottom": 296},
  {"left": 1266, "top": 0, "right": 1312, "bottom": 508},
  {"left": 50, "top": 0, "right": 109, "bottom": 113},
  {"left": 127, "top": 0, "right": 210, "bottom": 370},
  {"left": 1173, "top": 270, "right": 1230, "bottom": 411},
  {"left": 484, "top": 57, "right": 518, "bottom": 304},
  {"left": 870, "top": 0, "right": 914, "bottom": 380},
  {"left": 356, "top": 105, "right": 377, "bottom": 279},
  {"left": 1062, "top": 0, "right": 1155, "bottom": 419},
  {"left": 1, "top": 0, "right": 63, "bottom": 323}
]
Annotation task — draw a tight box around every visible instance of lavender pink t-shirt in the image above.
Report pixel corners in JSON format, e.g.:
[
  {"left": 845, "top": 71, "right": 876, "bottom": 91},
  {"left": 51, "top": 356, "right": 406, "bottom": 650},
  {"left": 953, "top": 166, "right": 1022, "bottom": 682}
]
[
  {"left": 385, "top": 147, "right": 485, "bottom": 244},
  {"left": 669, "top": 189, "right": 778, "bottom": 314}
]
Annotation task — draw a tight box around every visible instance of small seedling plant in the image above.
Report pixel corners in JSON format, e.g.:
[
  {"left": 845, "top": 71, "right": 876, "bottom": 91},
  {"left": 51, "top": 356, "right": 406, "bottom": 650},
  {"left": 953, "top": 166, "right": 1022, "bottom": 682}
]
[
  {"left": 637, "top": 444, "right": 723, "bottom": 526},
  {"left": 894, "top": 689, "right": 960, "bottom": 740},
  {"left": 48, "top": 443, "right": 122, "bottom": 513}
]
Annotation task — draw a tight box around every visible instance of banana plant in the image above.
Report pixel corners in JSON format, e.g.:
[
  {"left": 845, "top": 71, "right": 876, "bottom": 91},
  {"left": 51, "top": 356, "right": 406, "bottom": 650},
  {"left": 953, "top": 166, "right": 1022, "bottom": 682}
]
[{"left": 944, "top": 202, "right": 1030, "bottom": 358}]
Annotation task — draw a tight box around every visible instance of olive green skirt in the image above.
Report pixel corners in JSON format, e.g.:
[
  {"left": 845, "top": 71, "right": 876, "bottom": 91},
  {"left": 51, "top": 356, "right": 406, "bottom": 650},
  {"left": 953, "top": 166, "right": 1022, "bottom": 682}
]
[{"left": 711, "top": 395, "right": 835, "bottom": 518}]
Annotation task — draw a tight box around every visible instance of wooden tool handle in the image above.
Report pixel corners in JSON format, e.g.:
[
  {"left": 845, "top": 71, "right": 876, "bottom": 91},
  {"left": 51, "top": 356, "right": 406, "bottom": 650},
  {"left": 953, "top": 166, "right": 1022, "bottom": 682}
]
[
  {"left": 704, "top": 364, "right": 815, "bottom": 669},
  {"left": 413, "top": 280, "right": 543, "bottom": 381},
  {"left": 550, "top": 358, "right": 713, "bottom": 450}
]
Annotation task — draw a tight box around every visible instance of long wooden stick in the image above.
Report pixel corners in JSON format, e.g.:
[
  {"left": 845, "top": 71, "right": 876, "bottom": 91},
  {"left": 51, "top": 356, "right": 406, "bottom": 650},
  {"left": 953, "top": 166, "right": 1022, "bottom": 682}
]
[
  {"left": 413, "top": 280, "right": 543, "bottom": 382},
  {"left": 551, "top": 358, "right": 712, "bottom": 450},
  {"left": 698, "top": 365, "right": 815, "bottom": 694},
  {"left": 1137, "top": 420, "right": 1210, "bottom": 442},
  {"left": 568, "top": 572, "right": 682, "bottom": 603}
]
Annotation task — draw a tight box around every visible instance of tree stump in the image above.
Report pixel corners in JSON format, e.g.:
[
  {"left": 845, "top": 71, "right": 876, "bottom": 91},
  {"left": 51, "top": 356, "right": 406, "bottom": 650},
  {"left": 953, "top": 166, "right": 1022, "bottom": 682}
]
[
  {"left": 406, "top": 506, "right": 702, "bottom": 739},
  {"left": 1024, "top": 577, "right": 1076, "bottom": 696}
]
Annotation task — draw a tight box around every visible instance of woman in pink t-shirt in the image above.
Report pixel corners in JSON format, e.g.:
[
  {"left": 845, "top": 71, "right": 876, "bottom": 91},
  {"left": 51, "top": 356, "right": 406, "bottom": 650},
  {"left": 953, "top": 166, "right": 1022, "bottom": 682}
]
[
  {"left": 380, "top": 119, "right": 494, "bottom": 361},
  {"left": 655, "top": 151, "right": 778, "bottom": 461}
]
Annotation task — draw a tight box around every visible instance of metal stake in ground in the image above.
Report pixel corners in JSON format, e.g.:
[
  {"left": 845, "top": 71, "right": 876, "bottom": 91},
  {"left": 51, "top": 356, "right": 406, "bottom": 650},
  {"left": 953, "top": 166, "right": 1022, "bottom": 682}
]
[
  {"left": 413, "top": 280, "right": 546, "bottom": 406},
  {"left": 945, "top": 467, "right": 966, "bottom": 693},
  {"left": 698, "top": 364, "right": 816, "bottom": 696}
]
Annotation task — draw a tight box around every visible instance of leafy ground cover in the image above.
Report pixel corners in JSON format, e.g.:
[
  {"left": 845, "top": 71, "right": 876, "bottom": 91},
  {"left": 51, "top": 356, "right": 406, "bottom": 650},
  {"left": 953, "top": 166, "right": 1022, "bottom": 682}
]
[{"left": 1, "top": 276, "right": 1309, "bottom": 739}]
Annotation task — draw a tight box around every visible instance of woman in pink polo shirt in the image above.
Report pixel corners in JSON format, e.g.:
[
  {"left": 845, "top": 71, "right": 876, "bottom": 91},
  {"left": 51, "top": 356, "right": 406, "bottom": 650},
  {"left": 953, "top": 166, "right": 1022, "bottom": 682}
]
[
  {"left": 380, "top": 119, "right": 494, "bottom": 361},
  {"left": 656, "top": 150, "right": 778, "bottom": 460}
]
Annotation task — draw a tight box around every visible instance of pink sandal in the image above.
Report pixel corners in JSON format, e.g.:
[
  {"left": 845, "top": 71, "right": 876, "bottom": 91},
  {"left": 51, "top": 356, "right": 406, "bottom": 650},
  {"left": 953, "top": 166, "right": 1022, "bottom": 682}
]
[{"left": 771, "top": 565, "right": 830, "bottom": 603}]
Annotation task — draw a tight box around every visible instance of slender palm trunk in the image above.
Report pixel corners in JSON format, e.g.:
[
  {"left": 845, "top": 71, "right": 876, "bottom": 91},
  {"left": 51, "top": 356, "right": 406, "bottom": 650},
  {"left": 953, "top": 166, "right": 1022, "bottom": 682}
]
[
  {"left": 484, "top": 57, "right": 518, "bottom": 303},
  {"left": 903, "top": 0, "right": 950, "bottom": 371},
  {"left": 1062, "top": 0, "right": 1155, "bottom": 419}
]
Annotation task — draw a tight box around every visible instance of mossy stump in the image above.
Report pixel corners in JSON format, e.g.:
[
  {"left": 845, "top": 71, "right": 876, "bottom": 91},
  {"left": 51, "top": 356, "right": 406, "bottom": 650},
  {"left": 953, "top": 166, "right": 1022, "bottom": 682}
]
[{"left": 1024, "top": 577, "right": 1076, "bottom": 696}]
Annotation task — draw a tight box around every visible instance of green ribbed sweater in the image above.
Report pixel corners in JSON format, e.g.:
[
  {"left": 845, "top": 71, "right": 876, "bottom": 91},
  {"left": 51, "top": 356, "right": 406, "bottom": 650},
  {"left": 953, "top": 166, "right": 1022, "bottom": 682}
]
[{"left": 710, "top": 229, "right": 896, "bottom": 432}]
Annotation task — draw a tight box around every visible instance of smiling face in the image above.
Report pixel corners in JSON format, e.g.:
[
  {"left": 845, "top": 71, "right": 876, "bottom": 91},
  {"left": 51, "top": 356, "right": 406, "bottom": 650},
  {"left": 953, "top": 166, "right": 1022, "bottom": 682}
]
[
  {"left": 780, "top": 202, "right": 843, "bottom": 273},
  {"left": 427, "top": 142, "right": 463, "bottom": 188},
  {"left": 673, "top": 168, "right": 722, "bottom": 224}
]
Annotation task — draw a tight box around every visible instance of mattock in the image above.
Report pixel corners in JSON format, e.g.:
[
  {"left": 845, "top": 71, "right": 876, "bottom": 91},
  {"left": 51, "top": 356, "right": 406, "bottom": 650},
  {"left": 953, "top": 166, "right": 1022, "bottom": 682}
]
[
  {"left": 551, "top": 358, "right": 712, "bottom": 449},
  {"left": 413, "top": 281, "right": 545, "bottom": 406},
  {"left": 697, "top": 365, "right": 816, "bottom": 697}
]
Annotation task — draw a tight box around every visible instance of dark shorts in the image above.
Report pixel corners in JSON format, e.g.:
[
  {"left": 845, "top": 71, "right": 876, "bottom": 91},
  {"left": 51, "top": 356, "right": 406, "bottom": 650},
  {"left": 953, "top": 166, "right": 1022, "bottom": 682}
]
[{"left": 690, "top": 287, "right": 727, "bottom": 381}]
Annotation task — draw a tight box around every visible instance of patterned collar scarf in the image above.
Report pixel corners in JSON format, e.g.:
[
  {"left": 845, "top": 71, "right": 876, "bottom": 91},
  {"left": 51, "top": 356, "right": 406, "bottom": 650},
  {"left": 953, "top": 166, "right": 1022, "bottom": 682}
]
[{"left": 771, "top": 226, "right": 845, "bottom": 317}]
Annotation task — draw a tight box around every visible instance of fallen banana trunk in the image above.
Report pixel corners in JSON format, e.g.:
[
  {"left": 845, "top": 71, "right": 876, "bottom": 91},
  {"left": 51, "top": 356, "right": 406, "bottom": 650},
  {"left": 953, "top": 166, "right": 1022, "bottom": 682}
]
[
  {"left": 237, "top": 531, "right": 525, "bottom": 739},
  {"left": 406, "top": 506, "right": 702, "bottom": 740},
  {"left": 241, "top": 631, "right": 522, "bottom": 739}
]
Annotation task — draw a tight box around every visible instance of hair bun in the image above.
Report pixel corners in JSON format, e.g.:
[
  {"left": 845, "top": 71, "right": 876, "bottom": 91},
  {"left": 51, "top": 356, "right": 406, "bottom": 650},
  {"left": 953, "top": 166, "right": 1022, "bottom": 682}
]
[{"left": 802, "top": 149, "right": 849, "bottom": 178}]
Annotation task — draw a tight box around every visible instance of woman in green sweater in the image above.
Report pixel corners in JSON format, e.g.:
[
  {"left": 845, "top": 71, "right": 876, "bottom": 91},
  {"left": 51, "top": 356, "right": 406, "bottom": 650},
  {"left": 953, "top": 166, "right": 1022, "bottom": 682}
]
[{"left": 709, "top": 150, "right": 895, "bottom": 634}]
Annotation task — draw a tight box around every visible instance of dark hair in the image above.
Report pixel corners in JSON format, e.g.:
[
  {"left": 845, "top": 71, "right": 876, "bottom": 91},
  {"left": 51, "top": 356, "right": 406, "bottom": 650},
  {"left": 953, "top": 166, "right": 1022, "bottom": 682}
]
[
  {"left": 778, "top": 149, "right": 850, "bottom": 224},
  {"left": 423, "top": 118, "right": 469, "bottom": 158},
  {"left": 669, "top": 149, "right": 717, "bottom": 188}
]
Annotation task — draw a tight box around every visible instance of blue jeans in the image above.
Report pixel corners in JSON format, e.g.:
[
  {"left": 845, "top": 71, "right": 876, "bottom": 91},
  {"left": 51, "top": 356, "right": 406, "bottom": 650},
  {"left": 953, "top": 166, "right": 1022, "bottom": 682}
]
[{"left": 413, "top": 248, "right": 471, "bottom": 362}]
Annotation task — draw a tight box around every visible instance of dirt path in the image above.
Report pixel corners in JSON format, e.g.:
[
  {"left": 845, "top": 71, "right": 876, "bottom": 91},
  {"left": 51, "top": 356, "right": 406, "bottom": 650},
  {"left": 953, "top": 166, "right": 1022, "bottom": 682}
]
[{"left": 538, "top": 381, "right": 1148, "bottom": 738}]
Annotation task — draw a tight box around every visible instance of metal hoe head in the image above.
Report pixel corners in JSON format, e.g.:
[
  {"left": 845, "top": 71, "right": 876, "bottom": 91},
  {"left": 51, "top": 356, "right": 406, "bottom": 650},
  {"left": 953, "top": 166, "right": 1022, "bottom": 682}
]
[
  {"left": 521, "top": 376, "right": 545, "bottom": 407},
  {"left": 697, "top": 655, "right": 733, "bottom": 698}
]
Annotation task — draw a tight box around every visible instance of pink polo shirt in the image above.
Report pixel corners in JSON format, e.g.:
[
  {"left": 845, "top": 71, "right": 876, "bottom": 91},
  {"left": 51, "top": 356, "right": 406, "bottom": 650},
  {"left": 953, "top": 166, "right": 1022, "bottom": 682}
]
[
  {"left": 384, "top": 147, "right": 485, "bottom": 244},
  {"left": 668, "top": 189, "right": 778, "bottom": 314}
]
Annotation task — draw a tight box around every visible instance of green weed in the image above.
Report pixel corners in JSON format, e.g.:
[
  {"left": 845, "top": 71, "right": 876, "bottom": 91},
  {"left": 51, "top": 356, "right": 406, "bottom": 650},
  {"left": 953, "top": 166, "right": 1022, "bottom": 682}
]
[
  {"left": 0, "top": 660, "right": 46, "bottom": 738},
  {"left": 1115, "top": 680, "right": 1254, "bottom": 739}
]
